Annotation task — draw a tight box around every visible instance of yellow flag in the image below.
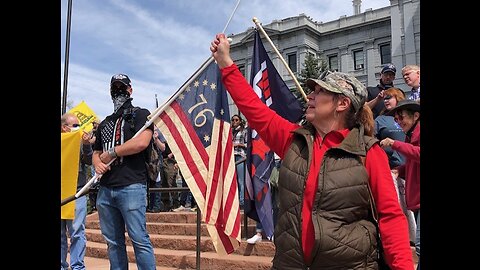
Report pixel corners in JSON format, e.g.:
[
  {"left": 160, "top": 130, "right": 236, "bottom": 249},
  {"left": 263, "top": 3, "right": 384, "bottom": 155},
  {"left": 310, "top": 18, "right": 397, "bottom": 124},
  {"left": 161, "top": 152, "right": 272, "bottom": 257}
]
[
  {"left": 68, "top": 101, "right": 98, "bottom": 132},
  {"left": 61, "top": 131, "right": 81, "bottom": 219}
]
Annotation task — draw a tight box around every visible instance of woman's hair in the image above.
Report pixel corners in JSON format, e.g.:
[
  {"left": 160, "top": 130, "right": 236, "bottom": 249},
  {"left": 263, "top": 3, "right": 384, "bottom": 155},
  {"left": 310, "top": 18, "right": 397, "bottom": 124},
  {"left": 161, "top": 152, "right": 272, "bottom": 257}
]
[
  {"left": 354, "top": 105, "right": 374, "bottom": 136},
  {"left": 379, "top": 87, "right": 406, "bottom": 116},
  {"left": 330, "top": 94, "right": 374, "bottom": 136}
]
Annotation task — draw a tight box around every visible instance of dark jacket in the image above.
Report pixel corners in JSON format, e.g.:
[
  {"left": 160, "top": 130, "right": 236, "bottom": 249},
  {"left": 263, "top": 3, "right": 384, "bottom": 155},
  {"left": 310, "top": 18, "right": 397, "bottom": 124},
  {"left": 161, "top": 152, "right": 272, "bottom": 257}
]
[
  {"left": 272, "top": 124, "right": 381, "bottom": 270},
  {"left": 77, "top": 143, "right": 93, "bottom": 188},
  {"left": 367, "top": 81, "right": 393, "bottom": 118}
]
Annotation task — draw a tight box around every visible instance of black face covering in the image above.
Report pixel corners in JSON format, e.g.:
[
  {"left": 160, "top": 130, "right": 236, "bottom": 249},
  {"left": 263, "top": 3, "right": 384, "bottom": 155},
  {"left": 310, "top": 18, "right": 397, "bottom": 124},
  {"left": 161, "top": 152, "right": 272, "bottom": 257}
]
[{"left": 111, "top": 86, "right": 132, "bottom": 113}]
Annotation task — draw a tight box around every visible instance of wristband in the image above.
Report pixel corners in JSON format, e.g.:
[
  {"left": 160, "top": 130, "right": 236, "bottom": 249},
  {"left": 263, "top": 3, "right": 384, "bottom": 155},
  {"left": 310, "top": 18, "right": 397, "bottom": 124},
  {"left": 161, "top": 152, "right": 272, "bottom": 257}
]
[{"left": 108, "top": 147, "right": 118, "bottom": 158}]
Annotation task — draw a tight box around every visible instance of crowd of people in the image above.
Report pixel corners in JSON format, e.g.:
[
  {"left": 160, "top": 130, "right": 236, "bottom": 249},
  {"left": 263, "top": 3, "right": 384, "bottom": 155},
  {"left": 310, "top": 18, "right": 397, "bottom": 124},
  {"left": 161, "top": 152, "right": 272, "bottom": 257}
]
[{"left": 61, "top": 35, "right": 420, "bottom": 269}]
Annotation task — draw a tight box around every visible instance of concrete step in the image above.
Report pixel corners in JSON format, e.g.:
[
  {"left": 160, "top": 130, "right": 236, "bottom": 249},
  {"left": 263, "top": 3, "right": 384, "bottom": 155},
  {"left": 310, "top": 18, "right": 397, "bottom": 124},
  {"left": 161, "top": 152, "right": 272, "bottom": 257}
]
[
  {"left": 87, "top": 241, "right": 273, "bottom": 270},
  {"left": 144, "top": 211, "right": 258, "bottom": 225},
  {"left": 87, "top": 210, "right": 259, "bottom": 239},
  {"left": 88, "top": 211, "right": 257, "bottom": 225},
  {"left": 86, "top": 219, "right": 257, "bottom": 238},
  {"left": 82, "top": 255, "right": 177, "bottom": 270},
  {"left": 86, "top": 228, "right": 275, "bottom": 257}
]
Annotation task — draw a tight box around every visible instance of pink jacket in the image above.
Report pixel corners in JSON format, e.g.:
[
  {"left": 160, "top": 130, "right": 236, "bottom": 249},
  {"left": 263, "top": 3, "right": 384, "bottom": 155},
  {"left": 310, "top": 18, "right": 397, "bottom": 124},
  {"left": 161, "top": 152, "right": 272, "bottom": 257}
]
[{"left": 392, "top": 122, "right": 420, "bottom": 211}]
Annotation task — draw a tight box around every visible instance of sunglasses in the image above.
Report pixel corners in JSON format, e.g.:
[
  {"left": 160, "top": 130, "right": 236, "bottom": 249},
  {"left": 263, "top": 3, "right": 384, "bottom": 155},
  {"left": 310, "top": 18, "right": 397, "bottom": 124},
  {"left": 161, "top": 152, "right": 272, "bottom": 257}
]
[
  {"left": 111, "top": 83, "right": 128, "bottom": 91},
  {"left": 231, "top": 119, "right": 240, "bottom": 122},
  {"left": 383, "top": 95, "right": 393, "bottom": 101}
]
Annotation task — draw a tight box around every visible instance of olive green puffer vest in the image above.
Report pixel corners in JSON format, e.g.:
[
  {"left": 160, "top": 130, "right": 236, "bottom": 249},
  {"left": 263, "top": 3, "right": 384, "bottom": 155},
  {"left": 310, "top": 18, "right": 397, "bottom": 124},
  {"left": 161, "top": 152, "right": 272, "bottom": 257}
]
[{"left": 272, "top": 124, "right": 381, "bottom": 270}]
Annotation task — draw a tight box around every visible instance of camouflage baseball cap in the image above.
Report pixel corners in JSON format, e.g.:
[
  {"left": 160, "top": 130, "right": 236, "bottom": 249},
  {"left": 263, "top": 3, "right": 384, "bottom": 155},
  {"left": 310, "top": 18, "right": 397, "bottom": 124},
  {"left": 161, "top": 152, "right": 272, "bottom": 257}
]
[{"left": 306, "top": 71, "right": 367, "bottom": 113}]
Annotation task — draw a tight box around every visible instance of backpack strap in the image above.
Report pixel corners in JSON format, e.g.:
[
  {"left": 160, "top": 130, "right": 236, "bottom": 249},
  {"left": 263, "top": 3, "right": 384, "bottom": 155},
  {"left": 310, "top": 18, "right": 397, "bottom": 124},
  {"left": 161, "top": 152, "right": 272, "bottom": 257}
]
[{"left": 122, "top": 106, "right": 140, "bottom": 131}]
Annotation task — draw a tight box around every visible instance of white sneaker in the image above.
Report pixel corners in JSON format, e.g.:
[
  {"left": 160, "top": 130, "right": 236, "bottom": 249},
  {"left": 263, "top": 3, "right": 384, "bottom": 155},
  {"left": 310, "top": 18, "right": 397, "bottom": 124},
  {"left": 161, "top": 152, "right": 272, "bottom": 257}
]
[
  {"left": 247, "top": 234, "right": 262, "bottom": 244},
  {"left": 172, "top": 205, "right": 186, "bottom": 212}
]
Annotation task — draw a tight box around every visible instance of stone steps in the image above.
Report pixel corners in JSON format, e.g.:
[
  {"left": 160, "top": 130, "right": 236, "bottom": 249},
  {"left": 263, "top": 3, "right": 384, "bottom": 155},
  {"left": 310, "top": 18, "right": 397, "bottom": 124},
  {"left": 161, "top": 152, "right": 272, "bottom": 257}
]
[
  {"left": 85, "top": 211, "right": 274, "bottom": 269},
  {"left": 86, "top": 228, "right": 275, "bottom": 257},
  {"left": 85, "top": 211, "right": 417, "bottom": 269},
  {"left": 87, "top": 241, "right": 273, "bottom": 270}
]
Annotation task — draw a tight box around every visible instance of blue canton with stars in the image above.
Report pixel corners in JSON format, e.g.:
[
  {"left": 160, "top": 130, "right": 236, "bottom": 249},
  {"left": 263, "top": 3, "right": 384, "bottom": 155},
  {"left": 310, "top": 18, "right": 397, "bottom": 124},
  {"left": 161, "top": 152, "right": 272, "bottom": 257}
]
[{"left": 175, "top": 60, "right": 231, "bottom": 149}]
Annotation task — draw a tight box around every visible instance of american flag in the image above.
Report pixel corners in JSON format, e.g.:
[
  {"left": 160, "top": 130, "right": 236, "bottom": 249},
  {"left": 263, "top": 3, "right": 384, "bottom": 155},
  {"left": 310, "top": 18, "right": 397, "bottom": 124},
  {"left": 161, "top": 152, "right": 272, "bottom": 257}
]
[
  {"left": 153, "top": 59, "right": 241, "bottom": 254},
  {"left": 100, "top": 118, "right": 124, "bottom": 164}
]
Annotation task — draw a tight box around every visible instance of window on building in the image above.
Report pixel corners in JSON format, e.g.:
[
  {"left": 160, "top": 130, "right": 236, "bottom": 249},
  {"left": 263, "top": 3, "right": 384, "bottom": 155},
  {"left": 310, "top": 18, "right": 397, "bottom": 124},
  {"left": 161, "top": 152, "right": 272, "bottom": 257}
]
[
  {"left": 328, "top": 55, "right": 338, "bottom": 71},
  {"left": 237, "top": 64, "right": 245, "bottom": 77},
  {"left": 379, "top": 44, "right": 391, "bottom": 65},
  {"left": 353, "top": 50, "right": 364, "bottom": 70},
  {"left": 288, "top": 53, "right": 297, "bottom": 73}
]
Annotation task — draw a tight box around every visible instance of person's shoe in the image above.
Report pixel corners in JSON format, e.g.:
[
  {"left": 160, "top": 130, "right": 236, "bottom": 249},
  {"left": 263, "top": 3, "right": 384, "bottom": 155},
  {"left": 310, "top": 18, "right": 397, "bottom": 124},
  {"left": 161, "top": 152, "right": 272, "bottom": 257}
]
[
  {"left": 246, "top": 234, "right": 262, "bottom": 244},
  {"left": 161, "top": 205, "right": 172, "bottom": 212},
  {"left": 172, "top": 205, "right": 186, "bottom": 212}
]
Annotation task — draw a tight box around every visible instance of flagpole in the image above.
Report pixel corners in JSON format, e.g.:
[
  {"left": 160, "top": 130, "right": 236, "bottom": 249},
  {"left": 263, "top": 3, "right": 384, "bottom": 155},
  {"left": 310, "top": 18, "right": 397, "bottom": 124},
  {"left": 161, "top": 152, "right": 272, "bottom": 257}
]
[
  {"left": 61, "top": 0, "right": 73, "bottom": 114},
  {"left": 222, "top": 0, "right": 241, "bottom": 33},
  {"left": 252, "top": 17, "right": 308, "bottom": 102}
]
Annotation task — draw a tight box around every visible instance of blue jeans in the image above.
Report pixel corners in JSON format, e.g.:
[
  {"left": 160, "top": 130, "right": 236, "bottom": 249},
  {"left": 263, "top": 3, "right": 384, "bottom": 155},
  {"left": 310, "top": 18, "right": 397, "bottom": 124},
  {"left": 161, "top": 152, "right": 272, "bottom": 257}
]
[
  {"left": 148, "top": 180, "right": 163, "bottom": 212},
  {"left": 414, "top": 209, "right": 421, "bottom": 270},
  {"left": 235, "top": 155, "right": 245, "bottom": 206},
  {"left": 97, "top": 183, "right": 155, "bottom": 270},
  {"left": 61, "top": 194, "right": 87, "bottom": 270}
]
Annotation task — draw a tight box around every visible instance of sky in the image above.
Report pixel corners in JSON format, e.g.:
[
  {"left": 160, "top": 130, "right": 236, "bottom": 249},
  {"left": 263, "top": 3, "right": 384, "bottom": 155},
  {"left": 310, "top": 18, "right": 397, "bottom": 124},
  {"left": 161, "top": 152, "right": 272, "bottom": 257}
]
[{"left": 61, "top": 0, "right": 389, "bottom": 119}]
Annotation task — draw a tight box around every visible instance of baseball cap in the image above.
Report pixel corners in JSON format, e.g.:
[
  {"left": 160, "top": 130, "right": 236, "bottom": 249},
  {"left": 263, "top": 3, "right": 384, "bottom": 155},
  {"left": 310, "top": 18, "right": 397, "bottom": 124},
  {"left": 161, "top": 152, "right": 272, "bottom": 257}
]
[
  {"left": 381, "top": 63, "right": 396, "bottom": 74},
  {"left": 110, "top": 73, "right": 131, "bottom": 87},
  {"left": 306, "top": 71, "right": 367, "bottom": 113}
]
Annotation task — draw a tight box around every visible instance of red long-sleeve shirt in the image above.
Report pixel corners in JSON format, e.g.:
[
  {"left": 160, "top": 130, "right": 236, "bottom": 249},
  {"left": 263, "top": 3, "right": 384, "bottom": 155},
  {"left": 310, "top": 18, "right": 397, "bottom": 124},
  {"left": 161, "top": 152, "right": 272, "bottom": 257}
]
[
  {"left": 221, "top": 63, "right": 413, "bottom": 270},
  {"left": 392, "top": 122, "right": 420, "bottom": 211}
]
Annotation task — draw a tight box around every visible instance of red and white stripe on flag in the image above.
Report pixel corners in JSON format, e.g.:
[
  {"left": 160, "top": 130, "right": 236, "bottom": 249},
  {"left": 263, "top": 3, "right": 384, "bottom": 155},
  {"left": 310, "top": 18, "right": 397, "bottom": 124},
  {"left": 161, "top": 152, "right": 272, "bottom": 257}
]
[{"left": 154, "top": 100, "right": 241, "bottom": 254}]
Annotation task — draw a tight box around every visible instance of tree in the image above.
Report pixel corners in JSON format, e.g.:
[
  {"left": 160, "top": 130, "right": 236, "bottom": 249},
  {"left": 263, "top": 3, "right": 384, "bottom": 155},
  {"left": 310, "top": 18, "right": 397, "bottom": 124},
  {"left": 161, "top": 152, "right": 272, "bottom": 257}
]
[
  {"left": 298, "top": 53, "right": 328, "bottom": 88},
  {"left": 294, "top": 53, "right": 328, "bottom": 112}
]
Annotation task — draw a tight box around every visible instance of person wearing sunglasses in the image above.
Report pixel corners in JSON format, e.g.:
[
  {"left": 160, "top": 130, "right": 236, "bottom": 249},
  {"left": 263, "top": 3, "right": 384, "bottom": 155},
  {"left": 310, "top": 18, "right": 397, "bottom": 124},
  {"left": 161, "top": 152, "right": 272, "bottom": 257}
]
[
  {"left": 211, "top": 33, "right": 414, "bottom": 269},
  {"left": 380, "top": 99, "right": 421, "bottom": 269},
  {"left": 231, "top": 114, "right": 247, "bottom": 209},
  {"left": 60, "top": 113, "right": 93, "bottom": 270},
  {"left": 374, "top": 88, "right": 417, "bottom": 247},
  {"left": 92, "top": 73, "right": 156, "bottom": 269}
]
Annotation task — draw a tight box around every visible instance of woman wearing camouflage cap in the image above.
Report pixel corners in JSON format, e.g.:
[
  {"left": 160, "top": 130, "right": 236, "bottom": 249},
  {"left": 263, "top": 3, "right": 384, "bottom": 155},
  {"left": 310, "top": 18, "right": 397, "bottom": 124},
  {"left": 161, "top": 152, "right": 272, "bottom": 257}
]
[{"left": 211, "top": 33, "right": 414, "bottom": 269}]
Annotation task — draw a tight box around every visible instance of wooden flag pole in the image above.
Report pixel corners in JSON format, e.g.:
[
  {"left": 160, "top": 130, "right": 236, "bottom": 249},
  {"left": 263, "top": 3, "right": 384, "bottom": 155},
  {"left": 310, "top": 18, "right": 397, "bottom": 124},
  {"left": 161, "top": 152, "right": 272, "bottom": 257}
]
[{"left": 252, "top": 17, "right": 308, "bottom": 102}]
